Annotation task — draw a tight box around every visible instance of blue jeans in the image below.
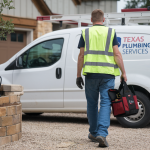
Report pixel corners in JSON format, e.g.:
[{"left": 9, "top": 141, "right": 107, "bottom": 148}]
[{"left": 85, "top": 77, "right": 115, "bottom": 137}]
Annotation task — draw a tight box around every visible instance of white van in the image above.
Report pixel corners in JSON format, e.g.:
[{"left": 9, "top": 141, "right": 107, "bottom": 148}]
[{"left": 0, "top": 25, "right": 150, "bottom": 128}]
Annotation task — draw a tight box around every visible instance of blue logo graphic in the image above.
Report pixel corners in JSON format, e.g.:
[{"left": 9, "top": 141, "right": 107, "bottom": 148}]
[{"left": 117, "top": 37, "right": 121, "bottom": 47}]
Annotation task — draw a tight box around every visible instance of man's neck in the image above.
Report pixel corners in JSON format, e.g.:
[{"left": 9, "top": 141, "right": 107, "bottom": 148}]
[{"left": 93, "top": 22, "right": 103, "bottom": 26}]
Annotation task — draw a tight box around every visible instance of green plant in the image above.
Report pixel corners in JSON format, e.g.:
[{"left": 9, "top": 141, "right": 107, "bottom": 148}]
[
  {"left": 125, "top": 0, "right": 150, "bottom": 9},
  {"left": 0, "top": 0, "right": 15, "bottom": 40},
  {"left": 124, "top": 0, "right": 150, "bottom": 25}
]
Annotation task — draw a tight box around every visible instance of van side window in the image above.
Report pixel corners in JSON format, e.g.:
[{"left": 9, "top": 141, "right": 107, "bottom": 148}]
[{"left": 21, "top": 38, "right": 64, "bottom": 68}]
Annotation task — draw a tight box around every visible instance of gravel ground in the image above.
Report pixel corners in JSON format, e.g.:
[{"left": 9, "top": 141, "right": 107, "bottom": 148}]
[{"left": 1, "top": 113, "right": 150, "bottom": 150}]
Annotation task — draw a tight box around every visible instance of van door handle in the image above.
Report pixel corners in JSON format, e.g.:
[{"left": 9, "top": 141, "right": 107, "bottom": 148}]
[{"left": 56, "top": 68, "right": 62, "bottom": 79}]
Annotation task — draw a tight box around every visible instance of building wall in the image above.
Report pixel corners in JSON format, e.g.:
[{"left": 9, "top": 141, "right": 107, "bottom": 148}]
[
  {"left": 0, "top": 0, "right": 40, "bottom": 19},
  {"left": 77, "top": 1, "right": 117, "bottom": 14},
  {"left": 44, "top": 0, "right": 117, "bottom": 14},
  {"left": 1, "top": 0, "right": 118, "bottom": 17},
  {"left": 44, "top": 0, "right": 77, "bottom": 14},
  {"left": 0, "top": 0, "right": 53, "bottom": 40}
]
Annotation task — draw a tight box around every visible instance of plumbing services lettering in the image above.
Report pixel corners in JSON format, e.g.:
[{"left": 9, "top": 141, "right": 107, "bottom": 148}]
[{"left": 117, "top": 36, "right": 150, "bottom": 55}]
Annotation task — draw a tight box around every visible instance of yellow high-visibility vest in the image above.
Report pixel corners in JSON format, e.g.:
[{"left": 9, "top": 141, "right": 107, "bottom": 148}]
[{"left": 82, "top": 26, "right": 120, "bottom": 76}]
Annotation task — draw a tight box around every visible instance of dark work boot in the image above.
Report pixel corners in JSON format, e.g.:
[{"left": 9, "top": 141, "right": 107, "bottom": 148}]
[
  {"left": 88, "top": 133, "right": 98, "bottom": 142},
  {"left": 96, "top": 136, "right": 109, "bottom": 147}
]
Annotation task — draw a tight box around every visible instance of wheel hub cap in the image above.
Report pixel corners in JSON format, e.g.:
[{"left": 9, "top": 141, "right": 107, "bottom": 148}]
[{"left": 124, "top": 99, "right": 145, "bottom": 123}]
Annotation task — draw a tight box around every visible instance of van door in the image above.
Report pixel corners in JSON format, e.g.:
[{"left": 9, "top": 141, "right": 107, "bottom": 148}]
[
  {"left": 64, "top": 32, "right": 87, "bottom": 112},
  {"left": 13, "top": 34, "right": 69, "bottom": 109}
]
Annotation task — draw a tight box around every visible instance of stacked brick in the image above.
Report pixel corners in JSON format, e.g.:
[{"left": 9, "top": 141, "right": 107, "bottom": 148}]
[
  {"left": 37, "top": 21, "right": 52, "bottom": 38},
  {"left": 0, "top": 85, "right": 23, "bottom": 146}
]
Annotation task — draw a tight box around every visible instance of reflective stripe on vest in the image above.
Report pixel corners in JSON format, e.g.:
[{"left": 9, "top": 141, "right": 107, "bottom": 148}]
[
  {"left": 83, "top": 62, "right": 118, "bottom": 68},
  {"left": 84, "top": 28, "right": 119, "bottom": 69}
]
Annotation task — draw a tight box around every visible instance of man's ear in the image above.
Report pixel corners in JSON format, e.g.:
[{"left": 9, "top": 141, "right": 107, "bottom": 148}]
[
  {"left": 103, "top": 17, "right": 105, "bottom": 22},
  {"left": 91, "top": 18, "right": 93, "bottom": 23}
]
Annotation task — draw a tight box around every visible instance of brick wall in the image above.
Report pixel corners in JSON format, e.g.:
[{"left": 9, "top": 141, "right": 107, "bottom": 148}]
[
  {"left": 33, "top": 21, "right": 52, "bottom": 40},
  {"left": 0, "top": 85, "right": 23, "bottom": 146}
]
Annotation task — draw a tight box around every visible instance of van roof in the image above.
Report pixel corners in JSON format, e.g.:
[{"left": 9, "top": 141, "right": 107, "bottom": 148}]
[
  {"left": 112, "top": 25, "right": 150, "bottom": 34},
  {"left": 37, "top": 27, "right": 86, "bottom": 40},
  {"left": 37, "top": 25, "right": 150, "bottom": 41}
]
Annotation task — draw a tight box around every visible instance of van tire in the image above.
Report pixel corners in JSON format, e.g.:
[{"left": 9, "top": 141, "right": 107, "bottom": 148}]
[
  {"left": 116, "top": 91, "right": 150, "bottom": 128},
  {"left": 25, "top": 113, "right": 43, "bottom": 116}
]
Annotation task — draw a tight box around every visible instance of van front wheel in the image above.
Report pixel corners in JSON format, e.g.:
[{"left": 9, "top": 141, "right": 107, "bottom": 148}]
[{"left": 116, "top": 91, "right": 150, "bottom": 128}]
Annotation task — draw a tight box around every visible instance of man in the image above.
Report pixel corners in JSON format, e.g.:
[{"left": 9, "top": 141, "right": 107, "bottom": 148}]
[{"left": 76, "top": 9, "right": 127, "bottom": 147}]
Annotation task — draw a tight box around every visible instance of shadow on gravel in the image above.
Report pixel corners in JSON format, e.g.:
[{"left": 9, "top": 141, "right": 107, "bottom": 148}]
[
  {"left": 22, "top": 114, "right": 89, "bottom": 124},
  {"left": 110, "top": 118, "right": 122, "bottom": 127},
  {"left": 22, "top": 114, "right": 121, "bottom": 127}
]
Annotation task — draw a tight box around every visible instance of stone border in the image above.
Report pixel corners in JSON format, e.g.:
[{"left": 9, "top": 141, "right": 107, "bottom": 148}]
[{"left": 0, "top": 85, "right": 23, "bottom": 146}]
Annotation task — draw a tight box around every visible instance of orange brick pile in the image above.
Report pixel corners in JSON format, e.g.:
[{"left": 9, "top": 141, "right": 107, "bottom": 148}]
[{"left": 0, "top": 85, "right": 23, "bottom": 146}]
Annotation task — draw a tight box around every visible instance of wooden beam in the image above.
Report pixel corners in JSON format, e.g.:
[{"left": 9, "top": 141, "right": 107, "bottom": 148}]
[
  {"left": 2, "top": 15, "right": 37, "bottom": 29},
  {"left": 72, "top": 0, "right": 81, "bottom": 5},
  {"left": 32, "top": 0, "right": 52, "bottom": 15},
  {"left": 81, "top": 0, "right": 100, "bottom": 1},
  {"left": 81, "top": 0, "right": 118, "bottom": 1}
]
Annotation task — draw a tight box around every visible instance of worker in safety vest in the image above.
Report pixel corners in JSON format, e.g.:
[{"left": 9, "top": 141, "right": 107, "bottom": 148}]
[{"left": 76, "top": 9, "right": 127, "bottom": 147}]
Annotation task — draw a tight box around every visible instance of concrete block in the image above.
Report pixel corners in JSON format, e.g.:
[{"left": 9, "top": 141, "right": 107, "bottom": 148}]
[
  {"left": 0, "top": 127, "right": 6, "bottom": 137},
  {"left": 17, "top": 96, "right": 20, "bottom": 102},
  {"left": 0, "top": 107, "right": 6, "bottom": 117},
  {"left": 18, "top": 132, "right": 22, "bottom": 140},
  {"left": 20, "top": 111, "right": 22, "bottom": 121},
  {"left": 15, "top": 91, "right": 24, "bottom": 96},
  {"left": 0, "top": 96, "right": 9, "bottom": 105},
  {"left": 16, "top": 123, "right": 21, "bottom": 133},
  {"left": 13, "top": 114, "right": 20, "bottom": 125},
  {"left": 20, "top": 122, "right": 22, "bottom": 132},
  {"left": 7, "top": 105, "right": 16, "bottom": 116},
  {"left": 7, "top": 125, "right": 17, "bottom": 135},
  {"left": 16, "top": 104, "right": 22, "bottom": 114},
  {"left": 9, "top": 95, "right": 17, "bottom": 104},
  {"left": 3, "top": 85, "right": 23, "bottom": 92},
  {"left": 0, "top": 136, "right": 11, "bottom": 146},
  {"left": 0, "top": 116, "right": 13, "bottom": 126},
  {"left": 0, "top": 85, "right": 3, "bottom": 91},
  {"left": 11, "top": 133, "right": 18, "bottom": 142},
  {"left": 4, "top": 91, "right": 24, "bottom": 96},
  {"left": 4, "top": 92, "right": 14, "bottom": 96}
]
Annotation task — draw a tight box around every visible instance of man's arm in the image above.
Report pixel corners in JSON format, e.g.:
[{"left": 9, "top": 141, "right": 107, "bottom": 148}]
[
  {"left": 77, "top": 47, "right": 84, "bottom": 77},
  {"left": 76, "top": 34, "right": 85, "bottom": 89},
  {"left": 113, "top": 45, "right": 127, "bottom": 82}
]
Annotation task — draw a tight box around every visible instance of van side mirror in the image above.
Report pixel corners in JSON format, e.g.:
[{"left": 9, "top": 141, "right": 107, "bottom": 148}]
[{"left": 16, "top": 56, "right": 23, "bottom": 68}]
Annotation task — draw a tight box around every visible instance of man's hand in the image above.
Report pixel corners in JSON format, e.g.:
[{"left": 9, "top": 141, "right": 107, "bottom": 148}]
[
  {"left": 76, "top": 77, "right": 84, "bottom": 89},
  {"left": 121, "top": 73, "right": 127, "bottom": 82}
]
